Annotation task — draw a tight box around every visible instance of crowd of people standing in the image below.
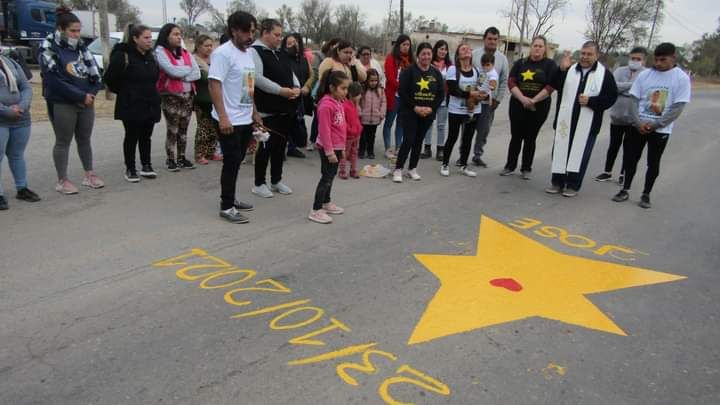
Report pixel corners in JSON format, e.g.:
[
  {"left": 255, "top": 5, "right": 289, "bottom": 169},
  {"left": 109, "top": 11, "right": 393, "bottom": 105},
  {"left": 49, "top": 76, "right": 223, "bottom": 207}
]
[{"left": 0, "top": 7, "right": 691, "bottom": 221}]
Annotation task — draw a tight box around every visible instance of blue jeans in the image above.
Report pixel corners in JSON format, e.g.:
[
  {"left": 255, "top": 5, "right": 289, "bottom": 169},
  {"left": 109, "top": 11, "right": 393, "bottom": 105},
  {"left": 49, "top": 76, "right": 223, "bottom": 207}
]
[
  {"left": 424, "top": 104, "right": 448, "bottom": 146},
  {"left": 382, "top": 96, "right": 404, "bottom": 150},
  {"left": 0, "top": 125, "right": 31, "bottom": 195}
]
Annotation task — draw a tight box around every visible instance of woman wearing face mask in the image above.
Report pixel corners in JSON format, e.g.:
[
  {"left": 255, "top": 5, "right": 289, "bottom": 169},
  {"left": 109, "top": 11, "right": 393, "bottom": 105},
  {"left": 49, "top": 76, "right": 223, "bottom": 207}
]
[
  {"left": 103, "top": 24, "right": 161, "bottom": 183},
  {"left": 383, "top": 35, "right": 414, "bottom": 159},
  {"left": 192, "top": 34, "right": 221, "bottom": 165},
  {"left": 155, "top": 23, "right": 201, "bottom": 172},
  {"left": 40, "top": 7, "right": 104, "bottom": 195},
  {"left": 283, "top": 33, "right": 315, "bottom": 158}
]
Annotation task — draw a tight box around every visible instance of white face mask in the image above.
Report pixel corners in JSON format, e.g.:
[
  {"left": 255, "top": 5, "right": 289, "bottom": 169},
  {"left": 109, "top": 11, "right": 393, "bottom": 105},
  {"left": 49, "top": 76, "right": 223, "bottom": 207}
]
[
  {"left": 67, "top": 37, "right": 79, "bottom": 48},
  {"left": 628, "top": 60, "right": 642, "bottom": 71}
]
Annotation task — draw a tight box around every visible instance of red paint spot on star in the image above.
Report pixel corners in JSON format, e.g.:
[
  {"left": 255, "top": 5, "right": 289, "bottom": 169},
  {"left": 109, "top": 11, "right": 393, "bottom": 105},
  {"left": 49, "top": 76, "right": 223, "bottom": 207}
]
[{"left": 490, "top": 278, "right": 523, "bottom": 292}]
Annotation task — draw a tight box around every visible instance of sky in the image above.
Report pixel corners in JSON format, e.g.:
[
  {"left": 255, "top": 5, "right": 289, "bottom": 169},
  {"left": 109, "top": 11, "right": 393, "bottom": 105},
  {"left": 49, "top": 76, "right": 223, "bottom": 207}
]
[{"left": 129, "top": 0, "right": 718, "bottom": 50}]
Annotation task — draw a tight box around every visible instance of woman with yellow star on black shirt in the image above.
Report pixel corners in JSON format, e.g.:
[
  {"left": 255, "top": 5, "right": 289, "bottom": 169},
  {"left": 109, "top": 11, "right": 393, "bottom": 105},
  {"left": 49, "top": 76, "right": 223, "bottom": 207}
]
[
  {"left": 500, "top": 36, "right": 559, "bottom": 180},
  {"left": 392, "top": 42, "right": 445, "bottom": 183}
]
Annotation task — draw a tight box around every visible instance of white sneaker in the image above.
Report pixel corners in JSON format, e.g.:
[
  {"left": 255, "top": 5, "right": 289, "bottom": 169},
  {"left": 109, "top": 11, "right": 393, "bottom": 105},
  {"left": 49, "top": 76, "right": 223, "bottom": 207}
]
[
  {"left": 408, "top": 168, "right": 421, "bottom": 181},
  {"left": 252, "top": 184, "right": 274, "bottom": 198},
  {"left": 440, "top": 165, "right": 450, "bottom": 177},
  {"left": 271, "top": 182, "right": 293, "bottom": 195},
  {"left": 461, "top": 166, "right": 477, "bottom": 177},
  {"left": 392, "top": 169, "right": 403, "bottom": 183}
]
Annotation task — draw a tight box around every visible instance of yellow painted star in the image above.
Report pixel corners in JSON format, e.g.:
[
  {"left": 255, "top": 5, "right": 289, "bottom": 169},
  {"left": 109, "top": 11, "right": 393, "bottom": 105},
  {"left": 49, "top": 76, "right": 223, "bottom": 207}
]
[
  {"left": 417, "top": 77, "right": 431, "bottom": 91},
  {"left": 408, "top": 216, "right": 686, "bottom": 345},
  {"left": 520, "top": 69, "right": 536, "bottom": 81}
]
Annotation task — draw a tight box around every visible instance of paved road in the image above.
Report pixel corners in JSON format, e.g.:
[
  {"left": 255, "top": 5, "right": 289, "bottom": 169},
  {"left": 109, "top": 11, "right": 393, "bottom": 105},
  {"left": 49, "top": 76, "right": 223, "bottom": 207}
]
[{"left": 1, "top": 90, "right": 718, "bottom": 404}]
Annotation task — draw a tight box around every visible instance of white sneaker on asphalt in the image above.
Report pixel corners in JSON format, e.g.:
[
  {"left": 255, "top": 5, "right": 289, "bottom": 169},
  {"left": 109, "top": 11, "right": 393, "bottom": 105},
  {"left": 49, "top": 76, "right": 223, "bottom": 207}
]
[
  {"left": 252, "top": 184, "right": 274, "bottom": 198},
  {"left": 271, "top": 182, "right": 293, "bottom": 195},
  {"left": 392, "top": 169, "right": 403, "bottom": 183},
  {"left": 440, "top": 165, "right": 450, "bottom": 177},
  {"left": 461, "top": 166, "right": 477, "bottom": 177},
  {"left": 408, "top": 168, "right": 421, "bottom": 181},
  {"left": 308, "top": 209, "right": 332, "bottom": 224}
]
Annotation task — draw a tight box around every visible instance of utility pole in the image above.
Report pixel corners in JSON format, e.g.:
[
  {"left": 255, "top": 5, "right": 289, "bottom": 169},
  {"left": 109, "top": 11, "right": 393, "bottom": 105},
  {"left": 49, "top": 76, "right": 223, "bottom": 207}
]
[
  {"left": 162, "top": 0, "right": 168, "bottom": 24},
  {"left": 518, "top": 0, "right": 528, "bottom": 59},
  {"left": 647, "top": 0, "right": 661, "bottom": 48},
  {"left": 97, "top": 0, "right": 112, "bottom": 99},
  {"left": 399, "top": 0, "right": 404, "bottom": 34}
]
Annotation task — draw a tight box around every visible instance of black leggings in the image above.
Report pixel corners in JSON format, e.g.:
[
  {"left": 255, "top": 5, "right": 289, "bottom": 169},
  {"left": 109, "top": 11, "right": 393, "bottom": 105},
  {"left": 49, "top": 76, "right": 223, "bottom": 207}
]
[
  {"left": 255, "top": 114, "right": 291, "bottom": 186},
  {"left": 313, "top": 149, "right": 342, "bottom": 210},
  {"left": 443, "top": 113, "right": 477, "bottom": 166},
  {"left": 604, "top": 124, "right": 631, "bottom": 173},
  {"left": 122, "top": 120, "right": 155, "bottom": 169},
  {"left": 396, "top": 113, "right": 433, "bottom": 170},
  {"left": 622, "top": 129, "right": 669, "bottom": 195},
  {"left": 505, "top": 99, "right": 550, "bottom": 172},
  {"left": 359, "top": 124, "right": 378, "bottom": 156}
]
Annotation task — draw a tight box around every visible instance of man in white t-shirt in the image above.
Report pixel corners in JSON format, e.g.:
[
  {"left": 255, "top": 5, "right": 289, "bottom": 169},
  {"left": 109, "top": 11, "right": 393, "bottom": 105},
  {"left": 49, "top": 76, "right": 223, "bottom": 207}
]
[
  {"left": 612, "top": 42, "right": 691, "bottom": 209},
  {"left": 209, "top": 11, "right": 260, "bottom": 223}
]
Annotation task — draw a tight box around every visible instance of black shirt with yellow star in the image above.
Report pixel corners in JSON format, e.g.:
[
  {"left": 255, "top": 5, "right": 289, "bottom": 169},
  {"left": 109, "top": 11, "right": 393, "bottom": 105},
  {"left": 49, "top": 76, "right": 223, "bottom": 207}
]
[
  {"left": 398, "top": 63, "right": 445, "bottom": 119},
  {"left": 509, "top": 57, "right": 559, "bottom": 99}
]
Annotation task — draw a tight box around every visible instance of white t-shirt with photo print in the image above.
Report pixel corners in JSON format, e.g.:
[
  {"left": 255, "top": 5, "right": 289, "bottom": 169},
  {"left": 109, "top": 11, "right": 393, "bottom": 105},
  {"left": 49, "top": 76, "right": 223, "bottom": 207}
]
[
  {"left": 209, "top": 41, "right": 256, "bottom": 126},
  {"left": 629, "top": 66, "right": 691, "bottom": 134}
]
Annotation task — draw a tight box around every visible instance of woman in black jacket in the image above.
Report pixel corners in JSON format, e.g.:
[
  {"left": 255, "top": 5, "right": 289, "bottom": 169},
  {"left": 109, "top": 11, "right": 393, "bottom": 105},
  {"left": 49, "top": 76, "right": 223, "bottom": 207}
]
[
  {"left": 283, "top": 32, "right": 314, "bottom": 158},
  {"left": 104, "top": 24, "right": 161, "bottom": 182}
]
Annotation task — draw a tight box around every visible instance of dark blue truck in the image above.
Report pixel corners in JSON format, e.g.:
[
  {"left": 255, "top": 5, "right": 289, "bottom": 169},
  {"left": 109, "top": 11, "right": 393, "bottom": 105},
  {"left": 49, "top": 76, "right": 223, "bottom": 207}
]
[{"left": 0, "top": 0, "right": 56, "bottom": 62}]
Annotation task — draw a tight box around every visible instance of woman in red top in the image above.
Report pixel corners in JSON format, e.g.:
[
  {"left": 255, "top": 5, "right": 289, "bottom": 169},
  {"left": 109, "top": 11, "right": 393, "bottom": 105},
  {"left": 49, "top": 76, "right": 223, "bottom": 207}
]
[{"left": 383, "top": 35, "right": 413, "bottom": 158}]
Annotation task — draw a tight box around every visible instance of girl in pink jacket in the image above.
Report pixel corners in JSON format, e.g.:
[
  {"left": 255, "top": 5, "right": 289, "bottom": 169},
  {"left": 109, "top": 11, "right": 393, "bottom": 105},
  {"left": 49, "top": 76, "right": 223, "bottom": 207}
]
[
  {"left": 309, "top": 71, "right": 351, "bottom": 224},
  {"left": 358, "top": 69, "right": 387, "bottom": 159}
]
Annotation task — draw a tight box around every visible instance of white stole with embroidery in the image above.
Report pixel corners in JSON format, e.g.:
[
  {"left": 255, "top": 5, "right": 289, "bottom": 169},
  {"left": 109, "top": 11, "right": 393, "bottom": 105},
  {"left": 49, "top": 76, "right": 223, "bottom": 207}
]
[{"left": 552, "top": 62, "right": 606, "bottom": 174}]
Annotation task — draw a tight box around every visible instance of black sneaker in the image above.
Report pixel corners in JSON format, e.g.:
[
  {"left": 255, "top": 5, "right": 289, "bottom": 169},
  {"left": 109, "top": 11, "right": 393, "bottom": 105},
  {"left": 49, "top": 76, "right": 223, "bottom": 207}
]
[
  {"left": 473, "top": 157, "right": 487, "bottom": 168},
  {"left": 220, "top": 207, "right": 249, "bottom": 223},
  {"left": 167, "top": 159, "right": 180, "bottom": 172},
  {"left": 455, "top": 158, "right": 464, "bottom": 167},
  {"left": 177, "top": 157, "right": 196, "bottom": 169},
  {"left": 16, "top": 187, "right": 41, "bottom": 202},
  {"left": 125, "top": 169, "right": 140, "bottom": 183},
  {"left": 639, "top": 193, "right": 652, "bottom": 209},
  {"left": 595, "top": 172, "right": 612, "bottom": 182},
  {"left": 233, "top": 200, "right": 254, "bottom": 211},
  {"left": 499, "top": 168, "right": 514, "bottom": 176},
  {"left": 287, "top": 148, "right": 306, "bottom": 158},
  {"left": 612, "top": 190, "right": 629, "bottom": 202},
  {"left": 0, "top": 195, "right": 8, "bottom": 210},
  {"left": 140, "top": 164, "right": 157, "bottom": 179},
  {"left": 358, "top": 152, "right": 366, "bottom": 159},
  {"left": 368, "top": 153, "right": 375, "bottom": 159}
]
